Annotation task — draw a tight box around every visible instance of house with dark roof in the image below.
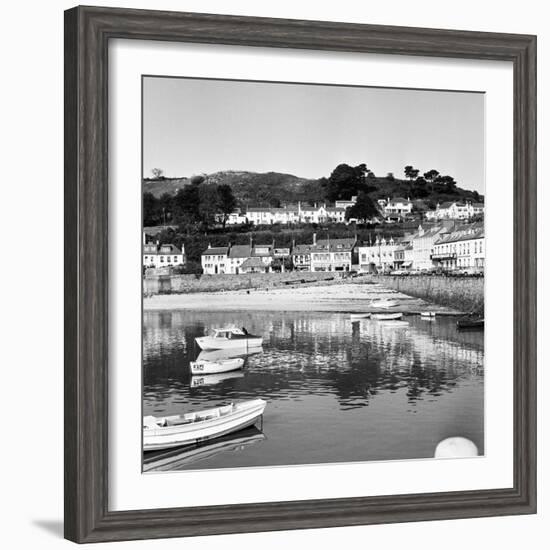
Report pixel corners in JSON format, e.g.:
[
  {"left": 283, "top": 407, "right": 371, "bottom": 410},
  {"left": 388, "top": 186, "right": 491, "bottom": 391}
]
[
  {"left": 201, "top": 245, "right": 229, "bottom": 274},
  {"left": 309, "top": 234, "right": 357, "bottom": 272},
  {"left": 143, "top": 242, "right": 185, "bottom": 269}
]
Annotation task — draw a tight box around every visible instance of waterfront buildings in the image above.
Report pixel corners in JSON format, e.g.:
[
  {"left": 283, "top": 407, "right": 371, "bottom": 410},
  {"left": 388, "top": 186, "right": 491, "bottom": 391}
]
[
  {"left": 432, "top": 225, "right": 485, "bottom": 270},
  {"left": 201, "top": 245, "right": 229, "bottom": 274},
  {"left": 309, "top": 236, "right": 357, "bottom": 272},
  {"left": 143, "top": 242, "right": 185, "bottom": 268}
]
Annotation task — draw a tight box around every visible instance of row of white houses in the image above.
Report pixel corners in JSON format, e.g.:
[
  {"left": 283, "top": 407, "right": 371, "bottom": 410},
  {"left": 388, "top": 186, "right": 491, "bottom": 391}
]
[
  {"left": 217, "top": 197, "right": 484, "bottom": 226},
  {"left": 219, "top": 200, "right": 353, "bottom": 226}
]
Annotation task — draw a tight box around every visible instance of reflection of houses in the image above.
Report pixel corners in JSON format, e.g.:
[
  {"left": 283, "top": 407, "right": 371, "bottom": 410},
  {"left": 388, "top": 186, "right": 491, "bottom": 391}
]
[
  {"left": 357, "top": 237, "right": 398, "bottom": 273},
  {"left": 143, "top": 242, "right": 185, "bottom": 268},
  {"left": 425, "top": 201, "right": 484, "bottom": 221},
  {"left": 201, "top": 245, "right": 229, "bottom": 274},
  {"left": 432, "top": 226, "right": 485, "bottom": 269}
]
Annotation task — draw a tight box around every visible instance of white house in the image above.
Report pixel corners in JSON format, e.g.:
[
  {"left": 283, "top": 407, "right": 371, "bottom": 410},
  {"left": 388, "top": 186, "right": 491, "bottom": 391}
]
[
  {"left": 357, "top": 237, "right": 398, "bottom": 273},
  {"left": 143, "top": 242, "right": 185, "bottom": 268},
  {"left": 335, "top": 196, "right": 357, "bottom": 209},
  {"left": 410, "top": 224, "right": 453, "bottom": 270},
  {"left": 201, "top": 245, "right": 229, "bottom": 274},
  {"left": 384, "top": 197, "right": 413, "bottom": 217}
]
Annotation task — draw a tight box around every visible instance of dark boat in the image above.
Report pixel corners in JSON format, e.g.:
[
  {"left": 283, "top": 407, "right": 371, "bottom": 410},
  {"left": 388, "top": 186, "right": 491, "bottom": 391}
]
[{"left": 456, "top": 318, "right": 484, "bottom": 330}]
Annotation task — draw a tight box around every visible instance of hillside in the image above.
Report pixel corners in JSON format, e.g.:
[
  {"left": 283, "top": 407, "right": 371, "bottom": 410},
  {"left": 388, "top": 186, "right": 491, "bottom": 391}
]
[
  {"left": 143, "top": 170, "right": 484, "bottom": 209},
  {"left": 143, "top": 171, "right": 324, "bottom": 206}
]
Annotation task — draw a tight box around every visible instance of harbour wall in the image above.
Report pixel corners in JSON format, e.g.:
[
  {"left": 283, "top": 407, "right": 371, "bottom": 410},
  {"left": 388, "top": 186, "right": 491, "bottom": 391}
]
[
  {"left": 376, "top": 275, "right": 484, "bottom": 315},
  {"left": 143, "top": 270, "right": 358, "bottom": 295}
]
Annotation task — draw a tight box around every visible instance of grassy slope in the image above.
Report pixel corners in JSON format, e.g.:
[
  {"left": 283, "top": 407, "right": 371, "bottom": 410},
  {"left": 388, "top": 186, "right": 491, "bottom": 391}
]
[{"left": 143, "top": 171, "right": 483, "bottom": 208}]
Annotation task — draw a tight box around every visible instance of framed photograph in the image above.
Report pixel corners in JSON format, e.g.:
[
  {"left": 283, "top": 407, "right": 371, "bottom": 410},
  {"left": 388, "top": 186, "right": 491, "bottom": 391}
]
[{"left": 64, "top": 6, "right": 537, "bottom": 543}]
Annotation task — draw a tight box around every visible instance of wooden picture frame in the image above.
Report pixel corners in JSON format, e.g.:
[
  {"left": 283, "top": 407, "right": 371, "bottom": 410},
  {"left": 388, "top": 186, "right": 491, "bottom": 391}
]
[{"left": 64, "top": 5, "right": 537, "bottom": 543}]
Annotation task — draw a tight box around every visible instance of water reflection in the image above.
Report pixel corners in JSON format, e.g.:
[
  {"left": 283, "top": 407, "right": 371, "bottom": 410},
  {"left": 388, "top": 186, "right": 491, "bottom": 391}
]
[{"left": 143, "top": 310, "right": 484, "bottom": 468}]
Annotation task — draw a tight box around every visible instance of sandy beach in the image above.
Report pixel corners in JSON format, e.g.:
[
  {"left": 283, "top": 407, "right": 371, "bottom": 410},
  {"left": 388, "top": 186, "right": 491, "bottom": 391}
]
[{"left": 143, "top": 282, "right": 463, "bottom": 314}]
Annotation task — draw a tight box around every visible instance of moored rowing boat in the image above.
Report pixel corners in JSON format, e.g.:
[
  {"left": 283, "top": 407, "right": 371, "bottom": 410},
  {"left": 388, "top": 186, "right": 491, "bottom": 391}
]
[
  {"left": 372, "top": 312, "right": 403, "bottom": 320},
  {"left": 143, "top": 399, "right": 267, "bottom": 451},
  {"left": 189, "top": 357, "right": 244, "bottom": 375}
]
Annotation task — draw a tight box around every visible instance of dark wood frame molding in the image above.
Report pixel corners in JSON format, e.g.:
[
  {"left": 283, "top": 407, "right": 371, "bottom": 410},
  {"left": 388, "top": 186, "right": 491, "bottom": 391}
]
[{"left": 64, "top": 5, "right": 537, "bottom": 543}]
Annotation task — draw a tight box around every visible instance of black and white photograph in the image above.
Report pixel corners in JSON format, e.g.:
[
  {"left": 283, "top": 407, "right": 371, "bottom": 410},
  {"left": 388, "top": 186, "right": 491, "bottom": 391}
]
[{"left": 141, "top": 76, "right": 486, "bottom": 471}]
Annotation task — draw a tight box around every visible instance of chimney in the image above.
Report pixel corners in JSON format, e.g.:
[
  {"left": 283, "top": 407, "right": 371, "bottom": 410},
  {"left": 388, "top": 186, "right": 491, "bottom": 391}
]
[
  {"left": 313, "top": 232, "right": 317, "bottom": 245},
  {"left": 207, "top": 242, "right": 211, "bottom": 249}
]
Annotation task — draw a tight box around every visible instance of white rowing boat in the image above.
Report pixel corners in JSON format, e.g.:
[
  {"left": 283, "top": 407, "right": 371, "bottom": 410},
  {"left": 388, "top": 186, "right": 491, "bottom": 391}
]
[
  {"left": 189, "top": 357, "right": 244, "bottom": 375},
  {"left": 350, "top": 312, "right": 371, "bottom": 321},
  {"left": 420, "top": 311, "right": 436, "bottom": 318},
  {"left": 143, "top": 399, "right": 267, "bottom": 451},
  {"left": 190, "top": 371, "right": 244, "bottom": 387},
  {"left": 372, "top": 312, "right": 403, "bottom": 320},
  {"left": 371, "top": 299, "right": 398, "bottom": 309},
  {"left": 379, "top": 320, "right": 409, "bottom": 327},
  {"left": 195, "top": 327, "right": 263, "bottom": 351}
]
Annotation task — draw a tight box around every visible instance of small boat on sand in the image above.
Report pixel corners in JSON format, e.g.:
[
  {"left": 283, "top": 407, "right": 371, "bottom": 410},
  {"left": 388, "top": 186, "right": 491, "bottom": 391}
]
[
  {"left": 143, "top": 399, "right": 267, "bottom": 452},
  {"left": 371, "top": 299, "right": 398, "bottom": 309},
  {"left": 420, "top": 311, "right": 436, "bottom": 318},
  {"left": 372, "top": 312, "right": 403, "bottom": 320},
  {"left": 457, "top": 318, "right": 484, "bottom": 330},
  {"left": 350, "top": 312, "right": 371, "bottom": 321},
  {"left": 190, "top": 357, "right": 244, "bottom": 375},
  {"left": 195, "top": 327, "right": 263, "bottom": 351}
]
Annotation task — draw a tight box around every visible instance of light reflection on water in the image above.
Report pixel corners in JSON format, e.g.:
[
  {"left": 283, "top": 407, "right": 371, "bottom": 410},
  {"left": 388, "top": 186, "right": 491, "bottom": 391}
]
[{"left": 143, "top": 311, "right": 484, "bottom": 470}]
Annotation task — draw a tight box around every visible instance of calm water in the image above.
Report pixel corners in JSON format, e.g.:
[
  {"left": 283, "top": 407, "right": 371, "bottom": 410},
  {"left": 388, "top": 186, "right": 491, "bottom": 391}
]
[{"left": 143, "top": 310, "right": 484, "bottom": 470}]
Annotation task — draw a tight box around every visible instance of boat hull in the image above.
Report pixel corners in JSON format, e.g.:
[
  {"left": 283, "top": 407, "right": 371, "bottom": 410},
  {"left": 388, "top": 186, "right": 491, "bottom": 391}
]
[
  {"left": 371, "top": 299, "right": 398, "bottom": 309},
  {"left": 350, "top": 313, "right": 371, "bottom": 321},
  {"left": 143, "top": 399, "right": 267, "bottom": 451},
  {"left": 372, "top": 312, "right": 403, "bottom": 320},
  {"left": 457, "top": 319, "right": 484, "bottom": 330},
  {"left": 190, "top": 357, "right": 244, "bottom": 375},
  {"left": 195, "top": 336, "right": 263, "bottom": 350}
]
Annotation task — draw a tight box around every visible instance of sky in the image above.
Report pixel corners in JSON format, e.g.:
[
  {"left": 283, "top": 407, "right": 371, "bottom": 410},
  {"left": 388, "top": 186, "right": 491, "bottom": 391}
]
[{"left": 143, "top": 76, "right": 485, "bottom": 193}]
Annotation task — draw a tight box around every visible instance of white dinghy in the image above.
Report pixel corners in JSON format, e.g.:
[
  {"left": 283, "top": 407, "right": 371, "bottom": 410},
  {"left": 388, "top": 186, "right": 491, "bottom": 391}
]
[
  {"left": 190, "top": 357, "right": 244, "bottom": 375},
  {"left": 350, "top": 312, "right": 371, "bottom": 321},
  {"left": 371, "top": 299, "right": 399, "bottom": 309},
  {"left": 420, "top": 311, "right": 436, "bottom": 318},
  {"left": 195, "top": 327, "right": 263, "bottom": 351},
  {"left": 143, "top": 399, "right": 267, "bottom": 452},
  {"left": 372, "top": 312, "right": 403, "bottom": 320}
]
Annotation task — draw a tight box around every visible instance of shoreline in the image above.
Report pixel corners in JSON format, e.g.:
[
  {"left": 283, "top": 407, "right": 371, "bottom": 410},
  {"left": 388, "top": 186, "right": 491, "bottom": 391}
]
[{"left": 143, "top": 282, "right": 465, "bottom": 315}]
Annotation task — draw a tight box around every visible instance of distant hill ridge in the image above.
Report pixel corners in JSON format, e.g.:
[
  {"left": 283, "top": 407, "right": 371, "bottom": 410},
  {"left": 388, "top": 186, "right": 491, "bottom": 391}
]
[{"left": 143, "top": 170, "right": 483, "bottom": 208}]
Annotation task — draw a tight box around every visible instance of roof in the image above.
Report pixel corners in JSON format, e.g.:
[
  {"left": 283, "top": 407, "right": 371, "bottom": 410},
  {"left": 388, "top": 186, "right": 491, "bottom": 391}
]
[
  {"left": 311, "top": 238, "right": 356, "bottom": 252},
  {"left": 326, "top": 207, "right": 346, "bottom": 212},
  {"left": 252, "top": 244, "right": 273, "bottom": 257},
  {"left": 156, "top": 244, "right": 182, "bottom": 255},
  {"left": 201, "top": 246, "right": 227, "bottom": 256},
  {"left": 228, "top": 245, "right": 252, "bottom": 258},
  {"left": 240, "top": 257, "right": 266, "bottom": 269},
  {"left": 292, "top": 244, "right": 313, "bottom": 255},
  {"left": 434, "top": 227, "right": 485, "bottom": 245},
  {"left": 388, "top": 197, "right": 412, "bottom": 205}
]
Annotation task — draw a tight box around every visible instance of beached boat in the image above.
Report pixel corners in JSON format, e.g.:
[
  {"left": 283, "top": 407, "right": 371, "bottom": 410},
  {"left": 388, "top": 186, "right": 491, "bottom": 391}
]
[
  {"left": 420, "top": 311, "right": 436, "bottom": 318},
  {"left": 143, "top": 427, "right": 266, "bottom": 472},
  {"left": 350, "top": 312, "right": 371, "bottom": 321},
  {"left": 195, "top": 327, "right": 263, "bottom": 351},
  {"left": 190, "top": 357, "right": 244, "bottom": 375},
  {"left": 190, "top": 371, "right": 244, "bottom": 388},
  {"left": 457, "top": 318, "right": 484, "bottom": 330},
  {"left": 143, "top": 399, "right": 267, "bottom": 451},
  {"left": 371, "top": 299, "right": 398, "bottom": 309},
  {"left": 372, "top": 312, "right": 403, "bottom": 320}
]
